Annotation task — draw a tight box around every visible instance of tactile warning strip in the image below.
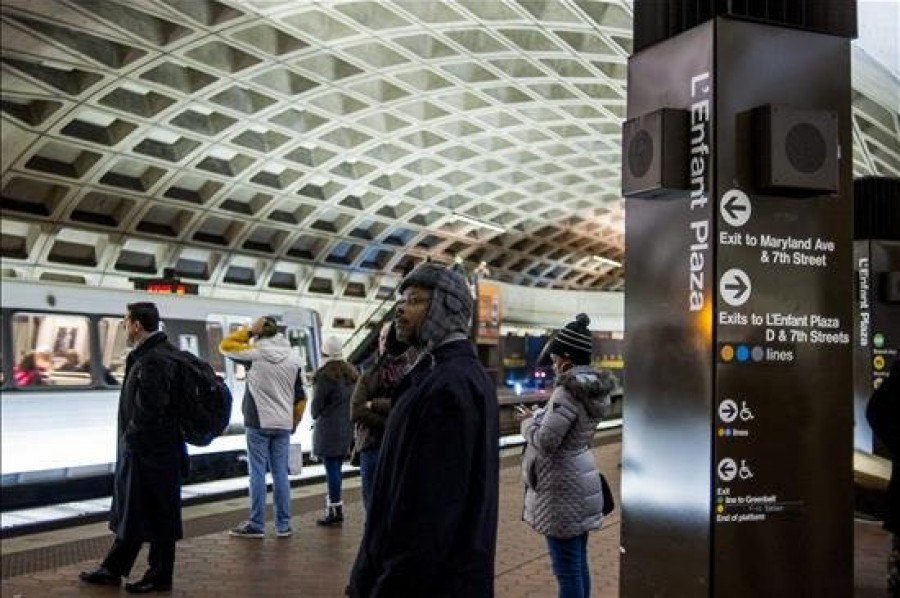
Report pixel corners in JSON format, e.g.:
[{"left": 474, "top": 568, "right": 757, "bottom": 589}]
[{"left": 1, "top": 489, "right": 353, "bottom": 579}]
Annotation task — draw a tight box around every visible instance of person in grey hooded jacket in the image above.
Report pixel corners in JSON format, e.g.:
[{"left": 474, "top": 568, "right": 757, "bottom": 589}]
[
  {"left": 520, "top": 313, "right": 615, "bottom": 598},
  {"left": 219, "top": 316, "right": 304, "bottom": 538}
]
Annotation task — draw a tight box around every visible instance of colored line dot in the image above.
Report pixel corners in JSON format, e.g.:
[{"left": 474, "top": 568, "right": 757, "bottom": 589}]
[
  {"left": 736, "top": 345, "right": 750, "bottom": 362},
  {"left": 721, "top": 345, "right": 734, "bottom": 362}
]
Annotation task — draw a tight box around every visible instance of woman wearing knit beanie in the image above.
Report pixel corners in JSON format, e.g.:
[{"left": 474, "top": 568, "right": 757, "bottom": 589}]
[{"left": 520, "top": 313, "right": 617, "bottom": 598}]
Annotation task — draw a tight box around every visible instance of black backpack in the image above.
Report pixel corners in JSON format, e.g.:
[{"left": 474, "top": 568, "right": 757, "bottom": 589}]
[{"left": 171, "top": 350, "right": 233, "bottom": 446}]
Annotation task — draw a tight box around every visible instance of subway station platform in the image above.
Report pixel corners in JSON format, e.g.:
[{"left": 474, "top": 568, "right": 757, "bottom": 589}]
[{"left": 1, "top": 438, "right": 892, "bottom": 597}]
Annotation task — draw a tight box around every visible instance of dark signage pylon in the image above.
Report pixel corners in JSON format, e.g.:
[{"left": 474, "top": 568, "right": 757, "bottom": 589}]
[{"left": 621, "top": 12, "right": 855, "bottom": 598}]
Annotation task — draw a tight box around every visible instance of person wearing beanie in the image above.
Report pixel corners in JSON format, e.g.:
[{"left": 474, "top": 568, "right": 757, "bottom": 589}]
[
  {"left": 311, "top": 336, "right": 358, "bottom": 526},
  {"left": 866, "top": 360, "right": 900, "bottom": 596},
  {"left": 520, "top": 313, "right": 617, "bottom": 598},
  {"left": 348, "top": 263, "right": 499, "bottom": 598},
  {"left": 219, "top": 315, "right": 305, "bottom": 539}
]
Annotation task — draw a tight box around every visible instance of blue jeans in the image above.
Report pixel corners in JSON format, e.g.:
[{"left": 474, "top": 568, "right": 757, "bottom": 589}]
[
  {"left": 546, "top": 533, "right": 590, "bottom": 598},
  {"left": 359, "top": 448, "right": 379, "bottom": 512},
  {"left": 323, "top": 456, "right": 343, "bottom": 504},
  {"left": 246, "top": 428, "right": 291, "bottom": 532}
]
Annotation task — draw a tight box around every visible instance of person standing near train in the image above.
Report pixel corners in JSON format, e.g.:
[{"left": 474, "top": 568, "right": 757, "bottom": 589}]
[
  {"left": 867, "top": 359, "right": 900, "bottom": 596},
  {"left": 350, "top": 320, "right": 417, "bottom": 513},
  {"left": 348, "top": 263, "right": 499, "bottom": 597},
  {"left": 219, "top": 315, "right": 305, "bottom": 539},
  {"left": 79, "top": 302, "right": 186, "bottom": 593},
  {"left": 311, "top": 336, "right": 359, "bottom": 526},
  {"left": 519, "top": 313, "right": 616, "bottom": 598}
]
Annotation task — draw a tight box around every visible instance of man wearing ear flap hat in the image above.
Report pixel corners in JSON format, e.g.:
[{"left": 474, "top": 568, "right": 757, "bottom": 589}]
[{"left": 348, "top": 262, "right": 499, "bottom": 598}]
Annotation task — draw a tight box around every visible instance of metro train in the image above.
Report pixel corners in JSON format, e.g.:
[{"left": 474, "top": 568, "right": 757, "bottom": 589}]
[{"left": 0, "top": 280, "right": 323, "bottom": 510}]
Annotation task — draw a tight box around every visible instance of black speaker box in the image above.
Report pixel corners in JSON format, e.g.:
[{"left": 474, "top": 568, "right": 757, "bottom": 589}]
[
  {"left": 880, "top": 272, "right": 900, "bottom": 304},
  {"left": 622, "top": 108, "right": 688, "bottom": 199},
  {"left": 754, "top": 105, "right": 838, "bottom": 196}
]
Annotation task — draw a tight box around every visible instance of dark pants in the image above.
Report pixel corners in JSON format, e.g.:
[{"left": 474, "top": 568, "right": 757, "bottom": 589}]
[
  {"left": 546, "top": 533, "right": 590, "bottom": 598},
  {"left": 890, "top": 534, "right": 899, "bottom": 595},
  {"left": 359, "top": 448, "right": 379, "bottom": 512},
  {"left": 323, "top": 456, "right": 343, "bottom": 504},
  {"left": 101, "top": 538, "right": 175, "bottom": 584}
]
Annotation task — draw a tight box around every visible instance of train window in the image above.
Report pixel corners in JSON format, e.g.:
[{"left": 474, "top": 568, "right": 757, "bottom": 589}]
[
  {"left": 11, "top": 313, "right": 92, "bottom": 387},
  {"left": 205, "top": 323, "right": 225, "bottom": 376},
  {"left": 162, "top": 319, "right": 208, "bottom": 360},
  {"left": 98, "top": 317, "right": 127, "bottom": 385},
  {"left": 287, "top": 327, "right": 315, "bottom": 376}
]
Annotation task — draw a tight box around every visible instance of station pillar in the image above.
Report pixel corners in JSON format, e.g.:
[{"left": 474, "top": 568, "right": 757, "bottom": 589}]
[{"left": 621, "top": 5, "right": 857, "bottom": 597}]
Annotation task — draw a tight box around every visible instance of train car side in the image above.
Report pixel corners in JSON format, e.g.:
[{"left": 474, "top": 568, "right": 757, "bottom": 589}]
[{"left": 0, "top": 281, "right": 322, "bottom": 510}]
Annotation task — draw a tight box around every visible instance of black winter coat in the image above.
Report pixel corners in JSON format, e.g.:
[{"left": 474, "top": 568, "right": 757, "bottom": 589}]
[
  {"left": 312, "top": 359, "right": 358, "bottom": 458},
  {"left": 866, "top": 359, "right": 900, "bottom": 534},
  {"left": 349, "top": 339, "right": 499, "bottom": 598},
  {"left": 109, "top": 332, "right": 185, "bottom": 543}
]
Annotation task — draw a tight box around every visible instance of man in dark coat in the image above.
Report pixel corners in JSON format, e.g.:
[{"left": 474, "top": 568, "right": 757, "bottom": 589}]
[
  {"left": 867, "top": 359, "right": 900, "bottom": 595},
  {"left": 348, "top": 263, "right": 499, "bottom": 597},
  {"left": 79, "top": 302, "right": 185, "bottom": 594}
]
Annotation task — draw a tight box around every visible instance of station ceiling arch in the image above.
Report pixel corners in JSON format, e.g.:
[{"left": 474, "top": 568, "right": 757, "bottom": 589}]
[{"left": 1, "top": 0, "right": 897, "bottom": 304}]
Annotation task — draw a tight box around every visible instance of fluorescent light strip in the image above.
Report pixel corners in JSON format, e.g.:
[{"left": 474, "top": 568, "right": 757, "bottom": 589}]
[
  {"left": 592, "top": 255, "right": 622, "bottom": 268},
  {"left": 453, "top": 212, "right": 506, "bottom": 233}
]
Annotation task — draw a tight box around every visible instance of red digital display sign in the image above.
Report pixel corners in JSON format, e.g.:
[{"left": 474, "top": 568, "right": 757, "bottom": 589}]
[{"left": 132, "top": 278, "right": 198, "bottom": 295}]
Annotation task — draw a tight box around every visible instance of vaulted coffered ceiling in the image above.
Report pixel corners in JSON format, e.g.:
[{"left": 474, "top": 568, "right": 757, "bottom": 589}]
[{"left": 1, "top": 0, "right": 898, "bottom": 305}]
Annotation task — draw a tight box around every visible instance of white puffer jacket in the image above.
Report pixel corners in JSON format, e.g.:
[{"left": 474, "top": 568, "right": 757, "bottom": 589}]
[
  {"left": 221, "top": 333, "right": 302, "bottom": 430},
  {"left": 521, "top": 366, "right": 615, "bottom": 538}
]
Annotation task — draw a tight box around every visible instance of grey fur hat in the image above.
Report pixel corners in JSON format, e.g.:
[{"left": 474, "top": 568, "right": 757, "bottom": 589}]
[{"left": 398, "top": 262, "right": 473, "bottom": 347}]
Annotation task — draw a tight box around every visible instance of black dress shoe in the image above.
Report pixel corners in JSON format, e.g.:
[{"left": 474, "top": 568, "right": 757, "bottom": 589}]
[
  {"left": 124, "top": 579, "right": 172, "bottom": 593},
  {"left": 79, "top": 566, "right": 121, "bottom": 586}
]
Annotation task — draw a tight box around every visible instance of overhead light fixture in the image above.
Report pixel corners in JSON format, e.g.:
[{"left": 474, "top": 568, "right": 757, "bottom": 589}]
[
  {"left": 592, "top": 255, "right": 622, "bottom": 268},
  {"left": 453, "top": 212, "right": 506, "bottom": 233}
]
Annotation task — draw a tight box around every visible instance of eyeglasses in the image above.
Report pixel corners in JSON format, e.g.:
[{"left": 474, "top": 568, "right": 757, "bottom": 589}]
[{"left": 397, "top": 295, "right": 430, "bottom": 308}]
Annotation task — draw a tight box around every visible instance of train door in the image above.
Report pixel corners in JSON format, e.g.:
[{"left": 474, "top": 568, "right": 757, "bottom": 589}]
[{"left": 206, "top": 315, "right": 253, "bottom": 426}]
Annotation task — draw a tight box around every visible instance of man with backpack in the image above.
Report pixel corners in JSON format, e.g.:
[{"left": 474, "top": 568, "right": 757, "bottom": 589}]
[
  {"left": 79, "top": 302, "right": 186, "bottom": 594},
  {"left": 219, "top": 316, "right": 304, "bottom": 538}
]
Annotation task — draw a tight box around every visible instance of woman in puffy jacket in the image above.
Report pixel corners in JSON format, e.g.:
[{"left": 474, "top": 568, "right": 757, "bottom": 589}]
[{"left": 520, "top": 314, "right": 616, "bottom": 598}]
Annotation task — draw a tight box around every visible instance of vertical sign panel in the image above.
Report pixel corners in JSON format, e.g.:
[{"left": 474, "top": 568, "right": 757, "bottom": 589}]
[
  {"left": 476, "top": 281, "right": 501, "bottom": 344},
  {"left": 867, "top": 239, "right": 900, "bottom": 458},
  {"left": 853, "top": 240, "right": 874, "bottom": 451},
  {"left": 621, "top": 21, "right": 714, "bottom": 598},
  {"left": 713, "top": 19, "right": 853, "bottom": 597}
]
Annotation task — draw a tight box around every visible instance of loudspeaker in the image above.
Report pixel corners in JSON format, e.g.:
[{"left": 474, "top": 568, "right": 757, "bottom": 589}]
[
  {"left": 880, "top": 272, "right": 900, "bottom": 304},
  {"left": 754, "top": 105, "right": 838, "bottom": 195},
  {"left": 622, "top": 108, "right": 688, "bottom": 199}
]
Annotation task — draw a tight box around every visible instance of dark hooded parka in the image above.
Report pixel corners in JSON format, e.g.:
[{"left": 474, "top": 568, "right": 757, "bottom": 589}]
[
  {"left": 867, "top": 359, "right": 900, "bottom": 535},
  {"left": 349, "top": 264, "right": 499, "bottom": 598},
  {"left": 109, "top": 331, "right": 185, "bottom": 543}
]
